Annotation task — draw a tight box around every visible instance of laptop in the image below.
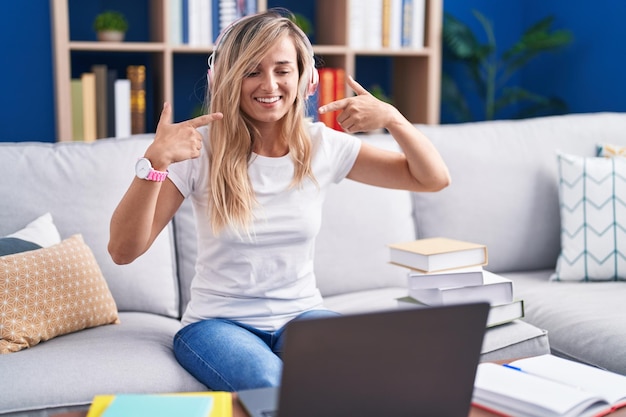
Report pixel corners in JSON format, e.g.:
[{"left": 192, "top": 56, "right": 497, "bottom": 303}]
[{"left": 238, "top": 302, "right": 489, "bottom": 417}]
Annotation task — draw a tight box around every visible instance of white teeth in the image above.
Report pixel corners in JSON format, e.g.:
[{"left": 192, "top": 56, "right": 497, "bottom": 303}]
[{"left": 256, "top": 96, "right": 280, "bottom": 103}]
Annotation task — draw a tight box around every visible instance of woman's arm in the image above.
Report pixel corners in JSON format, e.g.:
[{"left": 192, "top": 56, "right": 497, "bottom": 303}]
[
  {"left": 108, "top": 102, "right": 223, "bottom": 264},
  {"left": 319, "top": 76, "right": 451, "bottom": 192}
]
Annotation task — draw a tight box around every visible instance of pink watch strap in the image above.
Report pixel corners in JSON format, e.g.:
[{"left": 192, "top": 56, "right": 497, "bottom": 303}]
[{"left": 146, "top": 168, "right": 168, "bottom": 182}]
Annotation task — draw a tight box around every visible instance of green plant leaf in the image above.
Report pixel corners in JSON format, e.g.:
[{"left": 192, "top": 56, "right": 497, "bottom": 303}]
[
  {"left": 441, "top": 73, "right": 473, "bottom": 122},
  {"left": 441, "top": 11, "right": 573, "bottom": 122}
]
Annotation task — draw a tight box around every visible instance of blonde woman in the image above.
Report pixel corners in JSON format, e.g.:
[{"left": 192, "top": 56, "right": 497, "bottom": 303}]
[{"left": 108, "top": 9, "right": 450, "bottom": 391}]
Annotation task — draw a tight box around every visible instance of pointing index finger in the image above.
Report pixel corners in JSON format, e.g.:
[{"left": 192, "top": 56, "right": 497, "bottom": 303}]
[
  {"left": 187, "top": 112, "right": 224, "bottom": 128},
  {"left": 318, "top": 98, "right": 349, "bottom": 114},
  {"left": 347, "top": 76, "right": 369, "bottom": 95}
]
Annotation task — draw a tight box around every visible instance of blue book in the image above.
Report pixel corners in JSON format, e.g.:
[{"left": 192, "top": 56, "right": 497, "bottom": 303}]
[
  {"left": 102, "top": 394, "right": 213, "bottom": 417},
  {"left": 182, "top": 0, "right": 189, "bottom": 44}
]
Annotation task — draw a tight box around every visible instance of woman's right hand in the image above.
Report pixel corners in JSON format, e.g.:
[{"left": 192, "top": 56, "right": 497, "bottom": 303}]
[{"left": 144, "top": 102, "right": 223, "bottom": 171}]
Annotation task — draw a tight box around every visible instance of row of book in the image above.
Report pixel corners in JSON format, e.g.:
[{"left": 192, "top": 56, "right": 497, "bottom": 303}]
[
  {"left": 71, "top": 65, "right": 146, "bottom": 142},
  {"left": 350, "top": 0, "right": 427, "bottom": 50},
  {"left": 390, "top": 237, "right": 525, "bottom": 328},
  {"left": 169, "top": 0, "right": 257, "bottom": 46}
]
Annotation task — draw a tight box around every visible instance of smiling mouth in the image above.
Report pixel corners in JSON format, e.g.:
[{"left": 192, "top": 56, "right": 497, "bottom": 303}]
[{"left": 256, "top": 96, "right": 281, "bottom": 104}]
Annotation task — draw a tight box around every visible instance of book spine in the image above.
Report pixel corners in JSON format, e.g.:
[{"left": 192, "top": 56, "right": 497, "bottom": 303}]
[
  {"left": 70, "top": 79, "right": 84, "bottom": 142},
  {"left": 348, "top": 0, "right": 365, "bottom": 49},
  {"left": 106, "top": 69, "right": 118, "bottom": 138},
  {"left": 317, "top": 68, "right": 336, "bottom": 129},
  {"left": 411, "top": 0, "right": 425, "bottom": 48},
  {"left": 389, "top": 0, "right": 403, "bottom": 49},
  {"left": 333, "top": 68, "right": 346, "bottom": 131},
  {"left": 170, "top": 0, "right": 183, "bottom": 45},
  {"left": 81, "top": 72, "right": 97, "bottom": 143},
  {"left": 114, "top": 79, "right": 131, "bottom": 138},
  {"left": 401, "top": 0, "right": 413, "bottom": 48},
  {"left": 91, "top": 65, "right": 108, "bottom": 139},
  {"left": 127, "top": 65, "right": 146, "bottom": 135},
  {"left": 382, "top": 0, "right": 391, "bottom": 48}
]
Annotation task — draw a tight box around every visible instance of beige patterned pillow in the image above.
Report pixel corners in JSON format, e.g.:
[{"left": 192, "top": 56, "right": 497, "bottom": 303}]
[{"left": 0, "top": 234, "right": 119, "bottom": 353}]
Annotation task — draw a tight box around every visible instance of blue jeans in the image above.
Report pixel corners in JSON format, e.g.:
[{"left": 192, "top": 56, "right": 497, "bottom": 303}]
[{"left": 173, "top": 309, "right": 340, "bottom": 391}]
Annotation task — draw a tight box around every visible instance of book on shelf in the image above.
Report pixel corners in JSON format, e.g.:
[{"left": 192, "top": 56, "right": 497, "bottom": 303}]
[
  {"left": 388, "top": 237, "right": 488, "bottom": 273},
  {"left": 81, "top": 72, "right": 97, "bottom": 143},
  {"left": 187, "top": 0, "right": 212, "bottom": 46},
  {"left": 114, "top": 79, "right": 131, "bottom": 138},
  {"left": 473, "top": 354, "right": 626, "bottom": 417},
  {"left": 127, "top": 65, "right": 146, "bottom": 135},
  {"left": 397, "top": 296, "right": 524, "bottom": 327},
  {"left": 317, "top": 68, "right": 346, "bottom": 131},
  {"left": 407, "top": 265, "right": 485, "bottom": 289},
  {"left": 91, "top": 64, "right": 108, "bottom": 139},
  {"left": 105, "top": 68, "right": 118, "bottom": 138},
  {"left": 87, "top": 391, "right": 232, "bottom": 417},
  {"left": 411, "top": 0, "right": 426, "bottom": 48},
  {"left": 70, "top": 79, "right": 84, "bottom": 142},
  {"left": 407, "top": 270, "right": 513, "bottom": 306}
]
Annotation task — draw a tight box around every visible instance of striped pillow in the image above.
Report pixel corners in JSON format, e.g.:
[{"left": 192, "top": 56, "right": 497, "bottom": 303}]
[{"left": 553, "top": 152, "right": 626, "bottom": 281}]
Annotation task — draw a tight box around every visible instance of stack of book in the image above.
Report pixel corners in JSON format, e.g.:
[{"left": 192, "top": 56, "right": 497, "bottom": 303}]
[{"left": 389, "top": 237, "right": 524, "bottom": 327}]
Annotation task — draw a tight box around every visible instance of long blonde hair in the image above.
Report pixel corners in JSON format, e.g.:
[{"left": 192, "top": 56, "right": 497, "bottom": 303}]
[{"left": 206, "top": 9, "right": 317, "bottom": 235}]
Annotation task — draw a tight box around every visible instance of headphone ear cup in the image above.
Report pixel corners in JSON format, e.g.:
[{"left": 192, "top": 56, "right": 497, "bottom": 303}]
[{"left": 307, "top": 67, "right": 319, "bottom": 97}]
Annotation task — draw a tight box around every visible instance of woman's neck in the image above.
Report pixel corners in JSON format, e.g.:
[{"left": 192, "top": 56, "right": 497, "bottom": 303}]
[{"left": 252, "top": 123, "right": 288, "bottom": 157}]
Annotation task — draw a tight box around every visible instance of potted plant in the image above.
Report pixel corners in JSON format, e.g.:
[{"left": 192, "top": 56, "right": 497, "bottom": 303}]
[
  {"left": 442, "top": 11, "right": 573, "bottom": 122},
  {"left": 93, "top": 10, "right": 128, "bottom": 42}
]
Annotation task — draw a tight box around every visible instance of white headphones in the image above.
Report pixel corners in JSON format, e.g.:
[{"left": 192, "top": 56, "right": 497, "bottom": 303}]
[{"left": 207, "top": 11, "right": 319, "bottom": 98}]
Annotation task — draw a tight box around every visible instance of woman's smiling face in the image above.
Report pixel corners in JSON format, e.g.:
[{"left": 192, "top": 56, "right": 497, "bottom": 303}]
[{"left": 239, "top": 34, "right": 300, "bottom": 129}]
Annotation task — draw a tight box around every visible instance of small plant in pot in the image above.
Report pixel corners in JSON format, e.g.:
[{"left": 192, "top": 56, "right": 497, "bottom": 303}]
[{"left": 93, "top": 10, "right": 128, "bottom": 42}]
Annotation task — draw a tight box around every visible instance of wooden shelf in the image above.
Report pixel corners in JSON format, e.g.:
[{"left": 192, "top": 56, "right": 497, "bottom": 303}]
[{"left": 50, "top": 0, "right": 441, "bottom": 142}]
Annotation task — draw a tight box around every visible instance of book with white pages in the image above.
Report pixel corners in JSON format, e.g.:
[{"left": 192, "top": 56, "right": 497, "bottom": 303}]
[
  {"left": 397, "top": 296, "right": 524, "bottom": 328},
  {"left": 408, "top": 270, "right": 513, "bottom": 306},
  {"left": 407, "top": 265, "right": 484, "bottom": 290},
  {"left": 473, "top": 354, "right": 626, "bottom": 417},
  {"left": 388, "top": 237, "right": 488, "bottom": 273}
]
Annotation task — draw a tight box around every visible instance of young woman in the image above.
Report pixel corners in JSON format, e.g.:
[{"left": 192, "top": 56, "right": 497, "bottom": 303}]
[{"left": 108, "top": 9, "right": 450, "bottom": 392}]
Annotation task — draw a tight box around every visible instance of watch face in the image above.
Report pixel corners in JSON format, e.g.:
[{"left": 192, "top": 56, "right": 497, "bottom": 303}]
[{"left": 135, "top": 158, "right": 151, "bottom": 179}]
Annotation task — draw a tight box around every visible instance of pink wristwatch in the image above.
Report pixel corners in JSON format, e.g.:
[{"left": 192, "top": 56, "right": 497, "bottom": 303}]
[{"left": 135, "top": 157, "right": 168, "bottom": 182}]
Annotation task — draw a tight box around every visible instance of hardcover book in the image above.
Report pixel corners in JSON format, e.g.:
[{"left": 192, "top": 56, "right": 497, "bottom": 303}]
[
  {"left": 407, "top": 265, "right": 484, "bottom": 289},
  {"left": 397, "top": 296, "right": 524, "bottom": 327},
  {"left": 407, "top": 270, "right": 513, "bottom": 306},
  {"left": 388, "top": 237, "right": 488, "bottom": 273}
]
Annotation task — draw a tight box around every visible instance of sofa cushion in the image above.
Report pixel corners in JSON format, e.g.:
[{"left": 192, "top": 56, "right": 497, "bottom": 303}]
[
  {"left": 4, "top": 212, "right": 62, "bottom": 249},
  {"left": 0, "top": 234, "right": 120, "bottom": 353},
  {"left": 0, "top": 212, "right": 62, "bottom": 256},
  {"left": 0, "top": 137, "right": 180, "bottom": 318},
  {"left": 0, "top": 312, "right": 207, "bottom": 415},
  {"left": 314, "top": 134, "right": 415, "bottom": 297},
  {"left": 507, "top": 269, "right": 626, "bottom": 375},
  {"left": 414, "top": 113, "right": 626, "bottom": 273},
  {"left": 553, "top": 153, "right": 626, "bottom": 281}
]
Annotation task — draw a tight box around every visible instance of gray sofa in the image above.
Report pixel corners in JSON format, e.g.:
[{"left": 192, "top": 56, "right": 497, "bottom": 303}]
[{"left": 2, "top": 112, "right": 622, "bottom": 416}]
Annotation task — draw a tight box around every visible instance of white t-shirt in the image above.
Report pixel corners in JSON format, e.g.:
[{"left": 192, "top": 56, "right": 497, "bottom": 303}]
[{"left": 168, "top": 122, "right": 361, "bottom": 330}]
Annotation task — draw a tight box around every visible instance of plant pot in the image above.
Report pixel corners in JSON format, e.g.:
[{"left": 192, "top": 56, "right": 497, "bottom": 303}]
[{"left": 97, "top": 31, "right": 125, "bottom": 42}]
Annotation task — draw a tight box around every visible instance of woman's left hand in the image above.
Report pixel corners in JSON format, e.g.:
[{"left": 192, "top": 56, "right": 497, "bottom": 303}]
[{"left": 318, "top": 76, "right": 401, "bottom": 133}]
